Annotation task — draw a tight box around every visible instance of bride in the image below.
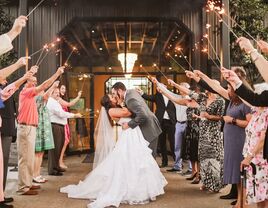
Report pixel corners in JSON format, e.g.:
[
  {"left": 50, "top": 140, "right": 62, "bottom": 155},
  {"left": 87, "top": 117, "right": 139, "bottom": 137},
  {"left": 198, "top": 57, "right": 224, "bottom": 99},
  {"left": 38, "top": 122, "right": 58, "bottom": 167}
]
[{"left": 60, "top": 94, "right": 168, "bottom": 208}]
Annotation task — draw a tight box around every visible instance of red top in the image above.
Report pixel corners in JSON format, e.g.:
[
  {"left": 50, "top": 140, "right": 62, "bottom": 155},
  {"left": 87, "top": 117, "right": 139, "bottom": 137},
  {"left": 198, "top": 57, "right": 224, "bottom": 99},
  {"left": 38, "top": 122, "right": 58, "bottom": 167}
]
[{"left": 17, "top": 87, "right": 38, "bottom": 125}]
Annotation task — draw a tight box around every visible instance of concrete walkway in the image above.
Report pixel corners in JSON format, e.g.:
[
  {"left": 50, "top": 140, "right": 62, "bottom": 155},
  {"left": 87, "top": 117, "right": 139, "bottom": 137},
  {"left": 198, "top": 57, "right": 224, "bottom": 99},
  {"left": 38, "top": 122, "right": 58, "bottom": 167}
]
[{"left": 5, "top": 155, "right": 255, "bottom": 208}]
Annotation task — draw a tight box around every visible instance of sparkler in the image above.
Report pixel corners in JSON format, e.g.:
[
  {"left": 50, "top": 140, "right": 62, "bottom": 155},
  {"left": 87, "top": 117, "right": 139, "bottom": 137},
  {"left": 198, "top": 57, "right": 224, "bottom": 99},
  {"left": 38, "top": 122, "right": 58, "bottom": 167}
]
[
  {"left": 139, "top": 64, "right": 152, "bottom": 79},
  {"left": 26, "top": 0, "right": 46, "bottom": 18},
  {"left": 166, "top": 53, "right": 187, "bottom": 72},
  {"left": 80, "top": 74, "right": 89, "bottom": 92},
  {"left": 37, "top": 43, "right": 56, "bottom": 66},
  {"left": 175, "top": 47, "right": 195, "bottom": 71},
  {"left": 152, "top": 63, "right": 169, "bottom": 81},
  {"left": 64, "top": 47, "right": 77, "bottom": 66},
  {"left": 201, "top": 47, "right": 221, "bottom": 70},
  {"left": 203, "top": 34, "right": 222, "bottom": 67}
]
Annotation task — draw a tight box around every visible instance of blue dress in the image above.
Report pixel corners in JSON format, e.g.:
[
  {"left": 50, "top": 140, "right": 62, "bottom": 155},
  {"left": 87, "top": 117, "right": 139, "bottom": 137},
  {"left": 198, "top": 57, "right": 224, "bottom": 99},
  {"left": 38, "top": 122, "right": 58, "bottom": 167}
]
[{"left": 223, "top": 102, "right": 251, "bottom": 184}]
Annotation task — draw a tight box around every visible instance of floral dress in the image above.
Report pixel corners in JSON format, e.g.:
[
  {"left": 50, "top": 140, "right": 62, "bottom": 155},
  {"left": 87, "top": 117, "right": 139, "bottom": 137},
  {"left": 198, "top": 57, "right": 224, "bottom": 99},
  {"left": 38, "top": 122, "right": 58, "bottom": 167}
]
[
  {"left": 191, "top": 92, "right": 225, "bottom": 192},
  {"left": 243, "top": 107, "right": 268, "bottom": 205},
  {"left": 35, "top": 96, "right": 54, "bottom": 152},
  {"left": 181, "top": 107, "right": 200, "bottom": 162}
]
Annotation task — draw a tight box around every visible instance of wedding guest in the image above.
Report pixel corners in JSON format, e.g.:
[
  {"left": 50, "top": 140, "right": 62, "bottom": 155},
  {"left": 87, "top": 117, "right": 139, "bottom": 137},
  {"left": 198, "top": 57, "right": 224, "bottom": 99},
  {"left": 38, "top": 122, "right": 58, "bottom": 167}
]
[
  {"left": 58, "top": 85, "right": 82, "bottom": 169},
  {"left": 221, "top": 68, "right": 268, "bottom": 160},
  {"left": 152, "top": 79, "right": 201, "bottom": 183},
  {"left": 33, "top": 81, "right": 60, "bottom": 183},
  {"left": 47, "top": 88, "right": 82, "bottom": 176},
  {"left": 241, "top": 105, "right": 268, "bottom": 207},
  {"left": 192, "top": 70, "right": 251, "bottom": 207},
  {"left": 0, "top": 80, "right": 17, "bottom": 205},
  {"left": 16, "top": 66, "right": 65, "bottom": 195},
  {"left": 165, "top": 82, "right": 192, "bottom": 174},
  {"left": 140, "top": 81, "right": 176, "bottom": 167},
  {"left": 0, "top": 69, "right": 36, "bottom": 207}
]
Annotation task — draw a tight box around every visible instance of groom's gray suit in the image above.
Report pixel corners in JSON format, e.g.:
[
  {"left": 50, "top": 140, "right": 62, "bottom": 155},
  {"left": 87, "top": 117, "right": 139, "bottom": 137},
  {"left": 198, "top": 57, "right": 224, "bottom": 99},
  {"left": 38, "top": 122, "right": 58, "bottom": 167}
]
[{"left": 125, "top": 89, "right": 162, "bottom": 157}]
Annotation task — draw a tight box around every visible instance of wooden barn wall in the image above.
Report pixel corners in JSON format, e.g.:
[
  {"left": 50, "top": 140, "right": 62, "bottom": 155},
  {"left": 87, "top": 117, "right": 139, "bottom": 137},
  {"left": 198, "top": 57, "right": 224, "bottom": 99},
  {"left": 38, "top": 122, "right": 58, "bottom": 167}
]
[{"left": 3, "top": 1, "right": 205, "bottom": 82}]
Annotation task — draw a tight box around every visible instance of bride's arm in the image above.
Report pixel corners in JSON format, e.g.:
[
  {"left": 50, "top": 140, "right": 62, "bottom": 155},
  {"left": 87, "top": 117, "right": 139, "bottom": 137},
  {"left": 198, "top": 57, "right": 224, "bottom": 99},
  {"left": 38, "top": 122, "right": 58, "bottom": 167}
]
[{"left": 108, "top": 107, "right": 132, "bottom": 118}]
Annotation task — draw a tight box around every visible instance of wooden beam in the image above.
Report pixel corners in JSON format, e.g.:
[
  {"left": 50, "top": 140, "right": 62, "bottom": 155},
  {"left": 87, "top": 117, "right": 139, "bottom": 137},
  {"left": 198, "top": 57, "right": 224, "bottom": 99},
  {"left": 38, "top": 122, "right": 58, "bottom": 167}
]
[
  {"left": 69, "top": 27, "right": 92, "bottom": 58},
  {"left": 161, "top": 27, "right": 176, "bottom": 53},
  {"left": 150, "top": 36, "right": 158, "bottom": 54},
  {"left": 100, "top": 27, "right": 110, "bottom": 54},
  {"left": 114, "top": 24, "right": 120, "bottom": 52},
  {"left": 129, "top": 23, "right": 131, "bottom": 50},
  {"left": 140, "top": 23, "right": 147, "bottom": 53}
]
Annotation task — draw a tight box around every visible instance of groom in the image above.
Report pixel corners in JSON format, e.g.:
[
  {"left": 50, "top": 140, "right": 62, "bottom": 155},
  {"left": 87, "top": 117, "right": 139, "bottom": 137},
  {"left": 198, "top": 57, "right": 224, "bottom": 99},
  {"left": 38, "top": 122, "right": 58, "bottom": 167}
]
[{"left": 111, "top": 82, "right": 162, "bottom": 157}]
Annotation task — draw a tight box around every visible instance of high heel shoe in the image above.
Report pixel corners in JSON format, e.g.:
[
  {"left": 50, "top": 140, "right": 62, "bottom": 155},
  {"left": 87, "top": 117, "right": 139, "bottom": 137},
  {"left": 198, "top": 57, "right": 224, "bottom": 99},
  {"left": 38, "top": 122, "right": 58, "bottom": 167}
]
[
  {"left": 191, "top": 175, "right": 201, "bottom": 184},
  {"left": 186, "top": 172, "right": 197, "bottom": 181}
]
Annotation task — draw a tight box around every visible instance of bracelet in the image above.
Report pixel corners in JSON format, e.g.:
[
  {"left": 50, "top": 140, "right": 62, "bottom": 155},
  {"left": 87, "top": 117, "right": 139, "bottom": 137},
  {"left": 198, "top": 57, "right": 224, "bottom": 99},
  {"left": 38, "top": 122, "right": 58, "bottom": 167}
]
[
  {"left": 251, "top": 54, "right": 261, "bottom": 63},
  {"left": 247, "top": 48, "right": 257, "bottom": 55}
]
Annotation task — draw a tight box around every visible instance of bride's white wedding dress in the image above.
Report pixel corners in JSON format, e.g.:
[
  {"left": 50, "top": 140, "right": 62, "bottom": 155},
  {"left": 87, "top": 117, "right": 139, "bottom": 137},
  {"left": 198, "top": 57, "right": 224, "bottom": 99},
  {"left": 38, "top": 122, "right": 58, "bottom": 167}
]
[{"left": 60, "top": 118, "right": 167, "bottom": 208}]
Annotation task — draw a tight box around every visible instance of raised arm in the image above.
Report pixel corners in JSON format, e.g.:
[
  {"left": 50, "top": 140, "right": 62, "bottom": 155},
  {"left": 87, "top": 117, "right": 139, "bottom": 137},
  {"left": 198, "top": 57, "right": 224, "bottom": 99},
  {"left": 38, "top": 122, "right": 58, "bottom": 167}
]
[
  {"left": 35, "top": 66, "right": 65, "bottom": 94},
  {"left": 151, "top": 78, "right": 190, "bottom": 106},
  {"left": 43, "top": 81, "right": 60, "bottom": 101},
  {"left": 194, "top": 70, "right": 229, "bottom": 100},
  {"left": 237, "top": 37, "right": 268, "bottom": 83},
  {"left": 0, "top": 57, "right": 28, "bottom": 82},
  {"left": 0, "top": 68, "right": 36, "bottom": 101},
  {"left": 6, "top": 16, "right": 27, "bottom": 41},
  {"left": 167, "top": 79, "right": 191, "bottom": 95},
  {"left": 58, "top": 91, "right": 82, "bottom": 107},
  {"left": 221, "top": 67, "right": 268, "bottom": 107}
]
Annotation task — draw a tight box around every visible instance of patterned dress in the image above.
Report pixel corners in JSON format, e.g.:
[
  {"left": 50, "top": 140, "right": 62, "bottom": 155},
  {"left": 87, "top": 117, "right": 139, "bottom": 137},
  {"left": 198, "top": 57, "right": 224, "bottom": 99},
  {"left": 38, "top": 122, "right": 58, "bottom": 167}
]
[
  {"left": 35, "top": 96, "right": 54, "bottom": 152},
  {"left": 182, "top": 107, "right": 200, "bottom": 162},
  {"left": 193, "top": 93, "right": 225, "bottom": 192},
  {"left": 243, "top": 107, "right": 268, "bottom": 205}
]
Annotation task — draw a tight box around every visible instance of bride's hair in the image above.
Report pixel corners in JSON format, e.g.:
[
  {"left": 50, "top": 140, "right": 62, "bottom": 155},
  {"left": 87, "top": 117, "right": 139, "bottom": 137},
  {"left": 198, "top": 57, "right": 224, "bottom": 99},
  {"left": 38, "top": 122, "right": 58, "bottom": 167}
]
[
  {"left": 101, "top": 94, "right": 113, "bottom": 112},
  {"left": 100, "top": 95, "right": 115, "bottom": 125}
]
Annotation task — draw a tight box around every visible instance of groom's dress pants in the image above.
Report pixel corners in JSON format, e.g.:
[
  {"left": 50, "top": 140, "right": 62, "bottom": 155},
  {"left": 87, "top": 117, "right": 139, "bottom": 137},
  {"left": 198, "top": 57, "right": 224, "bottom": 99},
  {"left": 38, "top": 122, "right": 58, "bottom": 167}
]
[{"left": 159, "top": 119, "right": 175, "bottom": 165}]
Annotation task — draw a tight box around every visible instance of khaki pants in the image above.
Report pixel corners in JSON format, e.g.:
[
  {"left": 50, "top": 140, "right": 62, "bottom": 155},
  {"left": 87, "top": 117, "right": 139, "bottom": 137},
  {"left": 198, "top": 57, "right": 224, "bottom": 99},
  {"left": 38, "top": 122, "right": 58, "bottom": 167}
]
[{"left": 17, "top": 124, "right": 36, "bottom": 192}]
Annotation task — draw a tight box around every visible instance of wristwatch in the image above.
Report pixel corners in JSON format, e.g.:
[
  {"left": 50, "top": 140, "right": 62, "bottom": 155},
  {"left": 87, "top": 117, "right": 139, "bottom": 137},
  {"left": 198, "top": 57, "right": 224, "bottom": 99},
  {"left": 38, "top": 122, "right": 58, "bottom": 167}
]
[{"left": 231, "top": 118, "right": 237, "bottom": 125}]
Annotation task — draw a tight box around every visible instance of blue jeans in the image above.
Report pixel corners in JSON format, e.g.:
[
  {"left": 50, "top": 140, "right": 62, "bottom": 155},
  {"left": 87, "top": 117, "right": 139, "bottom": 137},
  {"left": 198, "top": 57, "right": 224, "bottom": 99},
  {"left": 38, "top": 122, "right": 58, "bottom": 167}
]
[{"left": 173, "top": 122, "right": 187, "bottom": 170}]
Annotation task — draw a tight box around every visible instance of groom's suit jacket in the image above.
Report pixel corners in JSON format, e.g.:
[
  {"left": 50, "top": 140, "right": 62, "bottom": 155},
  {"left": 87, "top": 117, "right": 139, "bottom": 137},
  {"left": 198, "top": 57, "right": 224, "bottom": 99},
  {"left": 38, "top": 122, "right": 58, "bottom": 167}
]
[
  {"left": 125, "top": 89, "right": 162, "bottom": 143},
  {"left": 235, "top": 83, "right": 268, "bottom": 160}
]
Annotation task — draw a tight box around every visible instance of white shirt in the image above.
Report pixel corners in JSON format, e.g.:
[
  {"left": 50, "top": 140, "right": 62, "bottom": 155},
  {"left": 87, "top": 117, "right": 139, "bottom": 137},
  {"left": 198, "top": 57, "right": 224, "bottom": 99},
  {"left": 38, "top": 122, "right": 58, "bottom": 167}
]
[
  {"left": 47, "top": 97, "right": 74, "bottom": 125},
  {"left": 0, "top": 34, "right": 13, "bottom": 56},
  {"left": 174, "top": 95, "right": 188, "bottom": 122},
  {"left": 162, "top": 94, "right": 170, "bottom": 120}
]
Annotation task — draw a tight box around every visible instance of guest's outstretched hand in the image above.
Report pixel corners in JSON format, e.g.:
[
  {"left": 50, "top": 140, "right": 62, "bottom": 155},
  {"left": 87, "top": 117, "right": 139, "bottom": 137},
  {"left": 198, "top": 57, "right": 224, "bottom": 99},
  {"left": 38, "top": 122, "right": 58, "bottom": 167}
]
[
  {"left": 74, "top": 113, "right": 82, "bottom": 118},
  {"left": 257, "top": 40, "right": 268, "bottom": 55},
  {"left": 185, "top": 70, "right": 201, "bottom": 82},
  {"left": 52, "top": 80, "right": 60, "bottom": 88},
  {"left": 167, "top": 79, "right": 175, "bottom": 86},
  {"left": 16, "top": 57, "right": 30, "bottom": 68},
  {"left": 57, "top": 66, "right": 65, "bottom": 74},
  {"left": 193, "top": 70, "right": 205, "bottom": 78},
  {"left": 236, "top": 37, "right": 255, "bottom": 54},
  {"left": 29, "top": 65, "right": 38, "bottom": 75},
  {"left": 221, "top": 67, "right": 241, "bottom": 89},
  {"left": 7, "top": 16, "right": 28, "bottom": 40}
]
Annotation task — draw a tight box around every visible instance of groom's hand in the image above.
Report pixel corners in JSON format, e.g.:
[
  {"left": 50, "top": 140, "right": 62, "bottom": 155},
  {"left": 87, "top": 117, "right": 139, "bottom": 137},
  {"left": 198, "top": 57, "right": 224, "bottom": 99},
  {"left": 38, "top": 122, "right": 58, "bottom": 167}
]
[{"left": 122, "top": 122, "right": 129, "bottom": 130}]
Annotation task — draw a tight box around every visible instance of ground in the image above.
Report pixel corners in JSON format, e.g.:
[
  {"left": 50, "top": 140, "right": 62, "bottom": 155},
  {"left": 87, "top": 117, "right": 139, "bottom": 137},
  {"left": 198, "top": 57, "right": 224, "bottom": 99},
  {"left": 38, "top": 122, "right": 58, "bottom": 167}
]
[{"left": 5, "top": 155, "right": 255, "bottom": 208}]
